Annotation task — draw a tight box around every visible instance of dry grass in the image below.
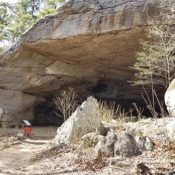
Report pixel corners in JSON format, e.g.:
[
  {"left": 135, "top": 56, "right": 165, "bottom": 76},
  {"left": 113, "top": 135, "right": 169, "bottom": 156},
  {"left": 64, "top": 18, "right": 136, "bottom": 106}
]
[
  {"left": 98, "top": 101, "right": 144, "bottom": 123},
  {"left": 98, "top": 101, "right": 115, "bottom": 122}
]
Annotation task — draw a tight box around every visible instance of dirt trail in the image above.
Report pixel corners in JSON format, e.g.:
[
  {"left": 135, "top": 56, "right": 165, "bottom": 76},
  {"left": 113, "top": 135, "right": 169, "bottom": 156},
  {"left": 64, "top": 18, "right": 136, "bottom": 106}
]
[
  {"left": 0, "top": 141, "right": 46, "bottom": 175},
  {"left": 0, "top": 127, "right": 57, "bottom": 175}
]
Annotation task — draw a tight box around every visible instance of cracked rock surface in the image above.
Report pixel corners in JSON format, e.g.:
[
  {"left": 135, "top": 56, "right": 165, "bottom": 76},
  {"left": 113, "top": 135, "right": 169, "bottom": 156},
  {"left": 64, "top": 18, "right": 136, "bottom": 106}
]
[{"left": 0, "top": 0, "right": 159, "bottom": 122}]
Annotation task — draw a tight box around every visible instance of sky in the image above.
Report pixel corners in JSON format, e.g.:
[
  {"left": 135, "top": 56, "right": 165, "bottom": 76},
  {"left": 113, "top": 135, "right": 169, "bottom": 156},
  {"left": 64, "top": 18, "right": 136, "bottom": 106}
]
[{"left": 0, "top": 0, "right": 19, "bottom": 3}]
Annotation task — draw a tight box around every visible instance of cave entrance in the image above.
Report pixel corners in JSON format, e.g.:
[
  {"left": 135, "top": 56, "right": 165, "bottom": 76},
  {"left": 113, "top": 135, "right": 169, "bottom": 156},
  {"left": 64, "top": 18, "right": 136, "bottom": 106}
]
[
  {"left": 33, "top": 100, "right": 64, "bottom": 126},
  {"left": 92, "top": 81, "right": 159, "bottom": 118}
]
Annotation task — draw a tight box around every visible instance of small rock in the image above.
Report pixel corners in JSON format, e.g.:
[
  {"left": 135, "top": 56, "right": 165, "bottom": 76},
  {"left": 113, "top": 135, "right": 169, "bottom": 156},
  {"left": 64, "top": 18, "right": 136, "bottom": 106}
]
[
  {"left": 17, "top": 133, "right": 25, "bottom": 140},
  {"left": 105, "top": 129, "right": 118, "bottom": 157},
  {"left": 109, "top": 157, "right": 119, "bottom": 166},
  {"left": 80, "top": 132, "right": 103, "bottom": 149},
  {"left": 97, "top": 123, "right": 109, "bottom": 136},
  {"left": 94, "top": 136, "right": 106, "bottom": 157},
  {"left": 114, "top": 132, "right": 141, "bottom": 157},
  {"left": 109, "top": 157, "right": 130, "bottom": 168},
  {"left": 135, "top": 162, "right": 151, "bottom": 174},
  {"left": 94, "top": 129, "right": 117, "bottom": 157},
  {"left": 54, "top": 96, "right": 101, "bottom": 144},
  {"left": 136, "top": 136, "right": 154, "bottom": 151},
  {"left": 8, "top": 136, "right": 18, "bottom": 142}
]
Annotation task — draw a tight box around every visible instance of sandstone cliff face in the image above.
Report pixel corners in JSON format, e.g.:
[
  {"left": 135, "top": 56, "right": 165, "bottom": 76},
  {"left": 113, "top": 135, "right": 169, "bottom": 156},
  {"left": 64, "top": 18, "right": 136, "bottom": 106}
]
[{"left": 0, "top": 0, "right": 158, "bottom": 123}]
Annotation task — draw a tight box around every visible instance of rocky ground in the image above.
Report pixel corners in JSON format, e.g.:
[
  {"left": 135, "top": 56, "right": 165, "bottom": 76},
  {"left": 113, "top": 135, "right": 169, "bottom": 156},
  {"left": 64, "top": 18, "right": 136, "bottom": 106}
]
[
  {"left": 1, "top": 117, "right": 175, "bottom": 175},
  {"left": 27, "top": 117, "right": 175, "bottom": 175}
]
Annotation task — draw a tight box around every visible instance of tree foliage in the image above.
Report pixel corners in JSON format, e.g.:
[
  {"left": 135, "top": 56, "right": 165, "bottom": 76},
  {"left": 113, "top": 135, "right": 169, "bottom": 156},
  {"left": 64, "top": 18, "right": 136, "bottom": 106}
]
[
  {"left": 0, "top": 3, "right": 14, "bottom": 45},
  {"left": 133, "top": 0, "right": 175, "bottom": 89},
  {"left": 40, "top": 0, "right": 64, "bottom": 16},
  {"left": 0, "top": 0, "right": 64, "bottom": 50}
]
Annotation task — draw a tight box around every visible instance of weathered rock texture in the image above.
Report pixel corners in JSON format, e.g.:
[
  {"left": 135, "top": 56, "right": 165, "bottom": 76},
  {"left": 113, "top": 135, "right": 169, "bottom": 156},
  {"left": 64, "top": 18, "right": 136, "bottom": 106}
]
[
  {"left": 54, "top": 96, "right": 101, "bottom": 144},
  {"left": 95, "top": 128, "right": 118, "bottom": 157},
  {"left": 0, "top": 90, "right": 43, "bottom": 123},
  {"left": 126, "top": 117, "right": 175, "bottom": 141},
  {"left": 114, "top": 132, "right": 141, "bottom": 157},
  {"left": 165, "top": 79, "right": 175, "bottom": 116},
  {"left": 0, "top": 0, "right": 159, "bottom": 123}
]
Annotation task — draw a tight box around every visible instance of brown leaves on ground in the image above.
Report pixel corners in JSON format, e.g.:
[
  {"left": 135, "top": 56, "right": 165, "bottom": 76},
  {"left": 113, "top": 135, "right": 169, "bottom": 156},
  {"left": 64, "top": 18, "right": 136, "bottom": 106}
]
[
  {"left": 32, "top": 143, "right": 78, "bottom": 162},
  {"left": 33, "top": 143, "right": 107, "bottom": 173},
  {"left": 140, "top": 140, "right": 175, "bottom": 173},
  {"left": 30, "top": 138, "right": 175, "bottom": 174},
  {"left": 75, "top": 154, "right": 107, "bottom": 171}
]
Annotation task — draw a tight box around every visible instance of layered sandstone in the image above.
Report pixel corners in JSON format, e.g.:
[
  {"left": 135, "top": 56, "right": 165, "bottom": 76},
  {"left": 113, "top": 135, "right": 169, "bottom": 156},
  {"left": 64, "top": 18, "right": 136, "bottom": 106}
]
[{"left": 0, "top": 0, "right": 159, "bottom": 123}]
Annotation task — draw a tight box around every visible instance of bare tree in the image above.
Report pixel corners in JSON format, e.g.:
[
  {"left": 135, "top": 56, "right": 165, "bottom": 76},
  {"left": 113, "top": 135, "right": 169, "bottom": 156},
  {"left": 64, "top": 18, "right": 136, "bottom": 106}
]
[
  {"left": 133, "top": 0, "right": 175, "bottom": 89},
  {"left": 53, "top": 87, "right": 78, "bottom": 121},
  {"left": 132, "top": 0, "right": 175, "bottom": 118}
]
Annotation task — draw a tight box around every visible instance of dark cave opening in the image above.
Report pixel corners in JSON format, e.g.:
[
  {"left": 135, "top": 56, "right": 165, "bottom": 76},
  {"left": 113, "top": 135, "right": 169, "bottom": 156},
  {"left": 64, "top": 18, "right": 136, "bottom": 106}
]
[
  {"left": 32, "top": 81, "right": 166, "bottom": 126},
  {"left": 33, "top": 100, "right": 64, "bottom": 126},
  {"left": 92, "top": 81, "right": 166, "bottom": 118},
  {"left": 93, "top": 83, "right": 108, "bottom": 94}
]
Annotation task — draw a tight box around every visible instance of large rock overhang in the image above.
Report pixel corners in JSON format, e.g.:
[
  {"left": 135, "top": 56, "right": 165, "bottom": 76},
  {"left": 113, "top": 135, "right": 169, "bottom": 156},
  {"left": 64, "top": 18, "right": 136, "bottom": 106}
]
[
  {"left": 0, "top": 0, "right": 159, "bottom": 122},
  {"left": 21, "top": 28, "right": 145, "bottom": 98}
]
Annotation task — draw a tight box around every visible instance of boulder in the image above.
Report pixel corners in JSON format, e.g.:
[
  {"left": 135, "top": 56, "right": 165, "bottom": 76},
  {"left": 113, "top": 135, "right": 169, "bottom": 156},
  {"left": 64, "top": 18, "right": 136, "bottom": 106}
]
[
  {"left": 135, "top": 162, "right": 150, "bottom": 175},
  {"left": 135, "top": 136, "right": 154, "bottom": 151},
  {"left": 54, "top": 96, "right": 101, "bottom": 144},
  {"left": 80, "top": 132, "right": 103, "bottom": 149},
  {"left": 165, "top": 79, "right": 175, "bottom": 116},
  {"left": 114, "top": 132, "right": 141, "bottom": 157},
  {"left": 126, "top": 117, "right": 175, "bottom": 141},
  {"left": 95, "top": 129, "right": 117, "bottom": 157}
]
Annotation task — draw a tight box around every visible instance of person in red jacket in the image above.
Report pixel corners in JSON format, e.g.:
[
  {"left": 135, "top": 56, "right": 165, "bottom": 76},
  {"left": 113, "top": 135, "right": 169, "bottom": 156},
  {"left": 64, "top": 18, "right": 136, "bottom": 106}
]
[
  {"left": 22, "top": 120, "right": 32, "bottom": 136},
  {"left": 23, "top": 126, "right": 32, "bottom": 136}
]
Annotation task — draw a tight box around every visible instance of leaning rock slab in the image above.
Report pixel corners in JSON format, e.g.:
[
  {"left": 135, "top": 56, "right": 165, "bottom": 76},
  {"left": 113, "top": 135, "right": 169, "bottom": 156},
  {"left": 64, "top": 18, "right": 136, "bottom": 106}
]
[{"left": 54, "top": 96, "right": 101, "bottom": 144}]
